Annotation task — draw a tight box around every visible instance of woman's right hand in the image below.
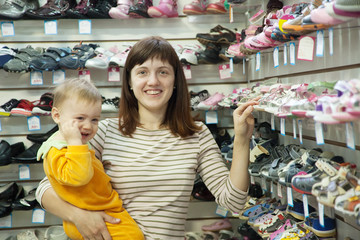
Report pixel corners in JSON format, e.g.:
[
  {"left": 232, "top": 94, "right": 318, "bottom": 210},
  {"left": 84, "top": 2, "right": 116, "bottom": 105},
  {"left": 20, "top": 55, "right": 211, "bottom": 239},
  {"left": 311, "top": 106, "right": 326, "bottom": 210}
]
[{"left": 72, "top": 208, "right": 120, "bottom": 240}]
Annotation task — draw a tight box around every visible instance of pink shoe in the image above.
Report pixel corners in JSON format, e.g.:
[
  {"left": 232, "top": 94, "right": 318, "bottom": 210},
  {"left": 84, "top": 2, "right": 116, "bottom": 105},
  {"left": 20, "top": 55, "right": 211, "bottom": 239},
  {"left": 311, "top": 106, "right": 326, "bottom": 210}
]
[
  {"left": 109, "top": 45, "right": 132, "bottom": 68},
  {"left": 206, "top": 0, "right": 227, "bottom": 14},
  {"left": 109, "top": 0, "right": 133, "bottom": 19},
  {"left": 147, "top": 0, "right": 178, "bottom": 18},
  {"left": 196, "top": 92, "right": 225, "bottom": 110},
  {"left": 183, "top": 0, "right": 207, "bottom": 15},
  {"left": 201, "top": 218, "right": 232, "bottom": 232}
]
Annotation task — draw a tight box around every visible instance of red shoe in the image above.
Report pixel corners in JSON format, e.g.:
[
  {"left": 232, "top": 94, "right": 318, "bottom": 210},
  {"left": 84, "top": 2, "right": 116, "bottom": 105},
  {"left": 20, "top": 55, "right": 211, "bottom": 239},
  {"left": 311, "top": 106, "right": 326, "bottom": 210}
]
[
  {"left": 183, "top": 0, "right": 207, "bottom": 15},
  {"left": 206, "top": 0, "right": 227, "bottom": 14}
]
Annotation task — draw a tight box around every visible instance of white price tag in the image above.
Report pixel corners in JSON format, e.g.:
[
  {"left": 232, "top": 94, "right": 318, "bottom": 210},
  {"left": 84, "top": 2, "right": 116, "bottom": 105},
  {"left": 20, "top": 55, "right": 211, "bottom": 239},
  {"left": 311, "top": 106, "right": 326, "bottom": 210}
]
[
  {"left": 297, "top": 36, "right": 315, "bottom": 61},
  {"left": 44, "top": 20, "right": 57, "bottom": 35},
  {"left": 273, "top": 47, "right": 279, "bottom": 68},
  {"left": 27, "top": 116, "right": 41, "bottom": 131},
  {"left": 298, "top": 119, "right": 303, "bottom": 144},
  {"left": 219, "top": 64, "right": 231, "bottom": 79},
  {"left": 0, "top": 214, "right": 12, "bottom": 228},
  {"left": 346, "top": 122, "right": 355, "bottom": 150},
  {"left": 255, "top": 52, "right": 261, "bottom": 71},
  {"left": 271, "top": 114, "right": 275, "bottom": 130},
  {"left": 19, "top": 165, "right": 30, "bottom": 180},
  {"left": 229, "top": 58, "right": 233, "bottom": 73},
  {"left": 32, "top": 208, "right": 46, "bottom": 223},
  {"left": 270, "top": 181, "right": 274, "bottom": 193},
  {"left": 303, "top": 194, "right": 309, "bottom": 219},
  {"left": 280, "top": 118, "right": 285, "bottom": 136},
  {"left": 329, "top": 27, "right": 334, "bottom": 56},
  {"left": 79, "top": 20, "right": 92, "bottom": 34},
  {"left": 283, "top": 44, "right": 288, "bottom": 66},
  {"left": 30, "top": 71, "right": 44, "bottom": 85},
  {"left": 289, "top": 42, "right": 296, "bottom": 65},
  {"left": 205, "top": 111, "right": 218, "bottom": 124},
  {"left": 318, "top": 202, "right": 325, "bottom": 227},
  {"left": 242, "top": 58, "right": 246, "bottom": 75},
  {"left": 277, "top": 183, "right": 282, "bottom": 198},
  {"left": 1, "top": 22, "right": 15, "bottom": 36},
  {"left": 315, "top": 121, "right": 325, "bottom": 145},
  {"left": 250, "top": 175, "right": 255, "bottom": 184},
  {"left": 52, "top": 69, "right": 65, "bottom": 84},
  {"left": 108, "top": 67, "right": 121, "bottom": 82},
  {"left": 0, "top": 120, "right": 2, "bottom": 132},
  {"left": 229, "top": 5, "right": 233, "bottom": 23},
  {"left": 79, "top": 70, "right": 91, "bottom": 81},
  {"left": 215, "top": 205, "right": 228, "bottom": 217},
  {"left": 293, "top": 119, "right": 297, "bottom": 139},
  {"left": 262, "top": 178, "right": 267, "bottom": 192},
  {"left": 316, "top": 30, "right": 324, "bottom": 57},
  {"left": 183, "top": 65, "right": 192, "bottom": 80},
  {"left": 287, "top": 187, "right": 293, "bottom": 207}
]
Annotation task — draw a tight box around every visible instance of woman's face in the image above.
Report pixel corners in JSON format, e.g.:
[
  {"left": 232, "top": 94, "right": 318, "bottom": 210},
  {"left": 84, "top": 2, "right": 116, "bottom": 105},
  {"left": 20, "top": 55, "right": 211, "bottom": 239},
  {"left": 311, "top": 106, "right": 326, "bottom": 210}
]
[{"left": 130, "top": 57, "right": 175, "bottom": 115}]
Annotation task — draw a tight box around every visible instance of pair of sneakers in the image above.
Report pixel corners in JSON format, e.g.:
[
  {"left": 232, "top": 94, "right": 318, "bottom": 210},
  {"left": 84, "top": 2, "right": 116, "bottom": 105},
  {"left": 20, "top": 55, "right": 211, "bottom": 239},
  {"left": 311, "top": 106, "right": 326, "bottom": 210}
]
[{"left": 109, "top": 0, "right": 178, "bottom": 19}]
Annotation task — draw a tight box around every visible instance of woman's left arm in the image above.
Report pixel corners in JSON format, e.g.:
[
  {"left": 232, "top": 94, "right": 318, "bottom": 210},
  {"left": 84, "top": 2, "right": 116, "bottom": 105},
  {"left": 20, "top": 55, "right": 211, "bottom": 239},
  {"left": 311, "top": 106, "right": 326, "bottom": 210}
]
[{"left": 230, "top": 99, "right": 259, "bottom": 192}]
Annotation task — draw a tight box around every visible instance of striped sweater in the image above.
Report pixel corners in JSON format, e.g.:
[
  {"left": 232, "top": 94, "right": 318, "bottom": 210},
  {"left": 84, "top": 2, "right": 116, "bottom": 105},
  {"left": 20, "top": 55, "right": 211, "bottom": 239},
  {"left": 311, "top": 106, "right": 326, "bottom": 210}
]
[{"left": 36, "top": 118, "right": 248, "bottom": 240}]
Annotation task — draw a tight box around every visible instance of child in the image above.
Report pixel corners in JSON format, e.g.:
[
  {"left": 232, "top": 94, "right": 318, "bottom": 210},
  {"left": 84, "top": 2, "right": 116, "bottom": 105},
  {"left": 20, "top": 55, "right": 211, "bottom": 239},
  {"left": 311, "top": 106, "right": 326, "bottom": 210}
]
[{"left": 37, "top": 78, "right": 144, "bottom": 240}]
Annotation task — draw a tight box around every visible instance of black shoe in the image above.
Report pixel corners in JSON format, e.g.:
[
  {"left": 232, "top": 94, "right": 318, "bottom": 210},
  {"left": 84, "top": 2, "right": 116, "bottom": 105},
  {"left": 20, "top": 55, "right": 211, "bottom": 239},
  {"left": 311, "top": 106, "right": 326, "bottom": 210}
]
[
  {"left": 66, "top": 0, "right": 98, "bottom": 19},
  {"left": 0, "top": 202, "right": 12, "bottom": 218},
  {"left": 25, "top": 0, "right": 77, "bottom": 19},
  {"left": 197, "top": 43, "right": 222, "bottom": 64},
  {"left": 0, "top": 140, "right": 12, "bottom": 166},
  {"left": 11, "top": 143, "right": 42, "bottom": 163},
  {"left": 128, "top": 0, "right": 153, "bottom": 18},
  {"left": 0, "top": 182, "right": 20, "bottom": 202},
  {"left": 86, "top": 0, "right": 116, "bottom": 18},
  {"left": 196, "top": 25, "right": 236, "bottom": 45},
  {"left": 0, "top": 98, "right": 20, "bottom": 116},
  {"left": 12, "top": 188, "right": 38, "bottom": 210},
  {"left": 10, "top": 142, "right": 26, "bottom": 158},
  {"left": 26, "top": 125, "right": 58, "bottom": 143}
]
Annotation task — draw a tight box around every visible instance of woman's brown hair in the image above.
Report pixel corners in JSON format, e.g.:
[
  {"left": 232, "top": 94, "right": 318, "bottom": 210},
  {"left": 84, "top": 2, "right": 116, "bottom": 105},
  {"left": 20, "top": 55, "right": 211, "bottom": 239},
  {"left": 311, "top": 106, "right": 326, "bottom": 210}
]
[{"left": 118, "top": 36, "right": 201, "bottom": 137}]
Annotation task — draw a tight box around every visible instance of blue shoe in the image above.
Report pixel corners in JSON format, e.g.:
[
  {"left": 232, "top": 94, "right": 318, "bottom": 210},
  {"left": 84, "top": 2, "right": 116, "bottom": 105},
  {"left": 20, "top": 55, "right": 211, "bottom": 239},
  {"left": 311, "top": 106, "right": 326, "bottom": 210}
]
[{"left": 304, "top": 212, "right": 336, "bottom": 238}]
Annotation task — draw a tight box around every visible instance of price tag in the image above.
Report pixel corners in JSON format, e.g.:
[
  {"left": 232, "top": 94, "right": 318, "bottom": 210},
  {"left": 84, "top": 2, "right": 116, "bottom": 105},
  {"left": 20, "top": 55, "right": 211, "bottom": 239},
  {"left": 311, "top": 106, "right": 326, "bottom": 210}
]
[
  {"left": 79, "top": 70, "right": 91, "bottom": 81},
  {"left": 255, "top": 52, "right": 261, "bottom": 71},
  {"left": 316, "top": 30, "right": 324, "bottom": 57},
  {"left": 219, "top": 64, "right": 231, "bottom": 79},
  {"left": 283, "top": 44, "right": 288, "bottom": 66},
  {"left": 19, "top": 165, "right": 30, "bottom": 180},
  {"left": 79, "top": 20, "right": 92, "bottom": 34},
  {"left": 297, "top": 36, "right": 315, "bottom": 61},
  {"left": 293, "top": 119, "right": 297, "bottom": 139},
  {"left": 270, "top": 181, "right": 274, "bottom": 193},
  {"left": 0, "top": 120, "right": 2, "bottom": 132},
  {"left": 183, "top": 65, "right": 192, "bottom": 80},
  {"left": 329, "top": 27, "right": 334, "bottom": 56},
  {"left": 229, "top": 4, "right": 233, "bottom": 23},
  {"left": 52, "top": 69, "right": 65, "bottom": 84},
  {"left": 346, "top": 122, "right": 355, "bottom": 150},
  {"left": 280, "top": 118, "right": 285, "bottom": 136},
  {"left": 108, "top": 67, "right": 121, "bottom": 82},
  {"left": 273, "top": 47, "right": 279, "bottom": 68},
  {"left": 205, "top": 111, "right": 218, "bottom": 124},
  {"left": 262, "top": 178, "right": 267, "bottom": 192},
  {"left": 32, "top": 208, "right": 46, "bottom": 223},
  {"left": 242, "top": 58, "right": 246, "bottom": 75},
  {"left": 289, "top": 42, "right": 296, "bottom": 65},
  {"left": 0, "top": 214, "right": 12, "bottom": 228},
  {"left": 298, "top": 119, "right": 303, "bottom": 144},
  {"left": 315, "top": 121, "right": 325, "bottom": 145},
  {"left": 215, "top": 205, "right": 228, "bottom": 217},
  {"left": 44, "top": 20, "right": 57, "bottom": 35},
  {"left": 30, "top": 71, "right": 43, "bottom": 85},
  {"left": 250, "top": 175, "right": 255, "bottom": 184},
  {"left": 1, "top": 21, "right": 15, "bottom": 37},
  {"left": 27, "top": 116, "right": 41, "bottom": 131},
  {"left": 287, "top": 187, "right": 293, "bottom": 207},
  {"left": 277, "top": 183, "right": 282, "bottom": 198},
  {"left": 318, "top": 202, "right": 325, "bottom": 227},
  {"left": 303, "top": 194, "right": 309, "bottom": 219},
  {"left": 271, "top": 114, "right": 275, "bottom": 130},
  {"left": 229, "top": 58, "right": 233, "bottom": 73}
]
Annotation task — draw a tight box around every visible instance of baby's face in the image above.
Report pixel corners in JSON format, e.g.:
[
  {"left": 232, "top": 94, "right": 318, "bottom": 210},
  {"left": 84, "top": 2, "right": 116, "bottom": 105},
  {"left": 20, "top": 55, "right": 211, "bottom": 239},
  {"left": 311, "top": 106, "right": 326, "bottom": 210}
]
[{"left": 57, "top": 98, "right": 102, "bottom": 144}]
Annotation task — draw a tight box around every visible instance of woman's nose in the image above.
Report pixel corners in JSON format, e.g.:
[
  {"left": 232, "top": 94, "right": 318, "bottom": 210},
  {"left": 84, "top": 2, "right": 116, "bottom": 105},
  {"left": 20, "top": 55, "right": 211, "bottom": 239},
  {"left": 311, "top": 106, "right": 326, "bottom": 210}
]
[{"left": 147, "top": 72, "right": 160, "bottom": 85}]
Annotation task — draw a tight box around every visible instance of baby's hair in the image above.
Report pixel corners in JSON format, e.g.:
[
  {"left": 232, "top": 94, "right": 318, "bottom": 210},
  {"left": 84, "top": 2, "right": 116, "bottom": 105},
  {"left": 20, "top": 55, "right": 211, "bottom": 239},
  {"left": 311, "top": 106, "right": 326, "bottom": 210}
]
[{"left": 53, "top": 78, "right": 102, "bottom": 108}]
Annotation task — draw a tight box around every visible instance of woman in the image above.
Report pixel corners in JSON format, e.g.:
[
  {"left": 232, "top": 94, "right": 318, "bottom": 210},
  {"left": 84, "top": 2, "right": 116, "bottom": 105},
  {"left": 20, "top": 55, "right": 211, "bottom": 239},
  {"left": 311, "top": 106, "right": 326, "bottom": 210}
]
[{"left": 36, "top": 36, "right": 257, "bottom": 240}]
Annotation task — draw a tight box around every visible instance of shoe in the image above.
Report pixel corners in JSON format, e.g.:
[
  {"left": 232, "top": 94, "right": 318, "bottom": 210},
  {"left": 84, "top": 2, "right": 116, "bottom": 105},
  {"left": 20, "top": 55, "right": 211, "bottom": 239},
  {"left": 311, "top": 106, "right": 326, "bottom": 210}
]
[
  {"left": 196, "top": 25, "right": 236, "bottom": 45},
  {"left": 148, "top": 0, "right": 178, "bottom": 18},
  {"left": 11, "top": 143, "right": 42, "bottom": 163},
  {"left": 10, "top": 142, "right": 26, "bottom": 159},
  {"left": 0, "top": 0, "right": 39, "bottom": 19},
  {"left": 3, "top": 45, "right": 44, "bottom": 73},
  {"left": 196, "top": 92, "right": 225, "bottom": 110},
  {"left": 25, "top": 0, "right": 77, "bottom": 19},
  {"left": 190, "top": 89, "right": 210, "bottom": 110},
  {"left": 26, "top": 125, "right": 59, "bottom": 143},
  {"left": 16, "top": 230, "right": 43, "bottom": 240},
  {"left": 109, "top": 0, "right": 133, "bottom": 19},
  {"left": 0, "top": 45, "right": 17, "bottom": 68},
  {"left": 102, "top": 96, "right": 120, "bottom": 112},
  {"left": 29, "top": 47, "right": 72, "bottom": 71},
  {"left": 333, "top": 0, "right": 360, "bottom": 18},
  {"left": 10, "top": 99, "right": 35, "bottom": 116},
  {"left": 109, "top": 45, "right": 132, "bottom": 67},
  {"left": 201, "top": 218, "right": 232, "bottom": 232},
  {"left": 304, "top": 212, "right": 336, "bottom": 238},
  {"left": 12, "top": 188, "right": 38, "bottom": 210},
  {"left": 44, "top": 226, "right": 68, "bottom": 240},
  {"left": 0, "top": 98, "right": 20, "bottom": 116},
  {"left": 0, "top": 140, "right": 12, "bottom": 166},
  {"left": 183, "top": 0, "right": 207, "bottom": 15},
  {"left": 179, "top": 44, "right": 203, "bottom": 65},
  {"left": 86, "top": 0, "right": 117, "bottom": 18},
  {"left": 0, "top": 202, "right": 12, "bottom": 218},
  {"left": 66, "top": 0, "right": 98, "bottom": 18},
  {"left": 206, "top": 0, "right": 227, "bottom": 14},
  {"left": 85, "top": 46, "right": 119, "bottom": 69},
  {"left": 31, "top": 92, "right": 54, "bottom": 116},
  {"left": 128, "top": 0, "right": 153, "bottom": 18},
  {"left": 197, "top": 43, "right": 222, "bottom": 64},
  {"left": 218, "top": 229, "right": 234, "bottom": 239},
  {"left": 58, "top": 43, "right": 98, "bottom": 70},
  {"left": 0, "top": 182, "right": 20, "bottom": 202}
]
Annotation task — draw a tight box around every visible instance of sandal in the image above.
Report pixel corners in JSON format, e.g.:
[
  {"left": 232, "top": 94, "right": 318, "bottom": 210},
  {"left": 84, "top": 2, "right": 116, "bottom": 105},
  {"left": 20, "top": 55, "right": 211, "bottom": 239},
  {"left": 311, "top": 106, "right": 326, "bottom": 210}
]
[{"left": 196, "top": 25, "right": 236, "bottom": 45}]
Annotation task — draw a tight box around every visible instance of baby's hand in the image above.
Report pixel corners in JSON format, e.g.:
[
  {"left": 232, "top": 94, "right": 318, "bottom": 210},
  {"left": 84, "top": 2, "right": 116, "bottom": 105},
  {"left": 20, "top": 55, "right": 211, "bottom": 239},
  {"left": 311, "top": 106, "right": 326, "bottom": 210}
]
[{"left": 59, "top": 119, "right": 83, "bottom": 145}]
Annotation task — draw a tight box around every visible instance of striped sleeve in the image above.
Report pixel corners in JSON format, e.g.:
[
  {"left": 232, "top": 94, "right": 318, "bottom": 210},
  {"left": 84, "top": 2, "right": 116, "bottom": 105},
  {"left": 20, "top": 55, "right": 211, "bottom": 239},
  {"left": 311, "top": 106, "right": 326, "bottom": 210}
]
[
  {"left": 35, "top": 176, "right": 51, "bottom": 208},
  {"left": 197, "top": 122, "right": 248, "bottom": 213}
]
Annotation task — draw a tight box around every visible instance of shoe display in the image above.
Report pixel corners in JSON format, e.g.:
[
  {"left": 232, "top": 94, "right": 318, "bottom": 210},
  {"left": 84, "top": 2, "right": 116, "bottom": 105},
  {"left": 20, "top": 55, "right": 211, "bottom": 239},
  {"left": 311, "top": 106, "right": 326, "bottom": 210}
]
[
  {"left": 86, "top": 0, "right": 117, "bottom": 18},
  {"left": 10, "top": 99, "right": 35, "bottom": 116},
  {"left": 85, "top": 46, "right": 119, "bottom": 69},
  {"left": 206, "top": 0, "right": 227, "bottom": 14},
  {"left": 11, "top": 188, "right": 38, "bottom": 210},
  {"left": 11, "top": 143, "right": 42, "bottom": 163},
  {"left": 109, "top": 0, "right": 133, "bottom": 19},
  {"left": 109, "top": 45, "right": 132, "bottom": 67},
  {"left": 25, "top": 0, "right": 77, "bottom": 19},
  {"left": 196, "top": 25, "right": 236, "bottom": 45},
  {"left": 0, "top": 0, "right": 39, "bottom": 19},
  {"left": 201, "top": 218, "right": 232, "bottom": 232},
  {"left": 66, "top": 0, "right": 98, "bottom": 18},
  {"left": 183, "top": 0, "right": 207, "bottom": 15},
  {"left": 3, "top": 46, "right": 44, "bottom": 73},
  {"left": 29, "top": 47, "right": 72, "bottom": 71},
  {"left": 58, "top": 43, "right": 99, "bottom": 70},
  {"left": 0, "top": 45, "right": 17, "bottom": 68},
  {"left": 197, "top": 43, "right": 222, "bottom": 64},
  {"left": 0, "top": 98, "right": 20, "bottom": 116},
  {"left": 26, "top": 125, "right": 59, "bottom": 143},
  {"left": 0, "top": 140, "right": 12, "bottom": 166},
  {"left": 147, "top": 0, "right": 179, "bottom": 18},
  {"left": 31, "top": 92, "right": 54, "bottom": 116},
  {"left": 128, "top": 0, "right": 153, "bottom": 18}
]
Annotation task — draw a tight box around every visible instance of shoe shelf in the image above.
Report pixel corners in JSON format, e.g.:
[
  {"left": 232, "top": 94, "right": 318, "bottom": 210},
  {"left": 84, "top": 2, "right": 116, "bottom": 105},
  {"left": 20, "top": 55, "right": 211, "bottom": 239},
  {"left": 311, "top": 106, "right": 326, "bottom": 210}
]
[{"left": 0, "top": 163, "right": 44, "bottom": 183}]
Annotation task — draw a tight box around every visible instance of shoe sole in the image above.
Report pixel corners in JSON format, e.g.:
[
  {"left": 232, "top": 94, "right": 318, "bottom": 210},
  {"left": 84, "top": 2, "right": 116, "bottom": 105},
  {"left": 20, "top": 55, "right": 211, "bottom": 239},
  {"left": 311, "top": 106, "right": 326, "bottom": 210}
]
[{"left": 196, "top": 37, "right": 233, "bottom": 45}]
